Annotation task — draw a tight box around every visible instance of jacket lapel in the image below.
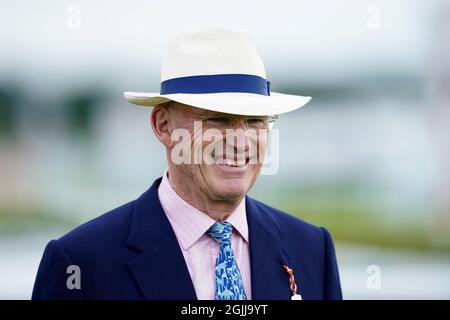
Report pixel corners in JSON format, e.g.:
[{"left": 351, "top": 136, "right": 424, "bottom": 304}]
[
  {"left": 127, "top": 177, "right": 197, "bottom": 300},
  {"left": 246, "top": 197, "right": 292, "bottom": 300}
]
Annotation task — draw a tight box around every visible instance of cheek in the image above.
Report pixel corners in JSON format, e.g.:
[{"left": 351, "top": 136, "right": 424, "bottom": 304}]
[
  {"left": 187, "top": 125, "right": 205, "bottom": 164},
  {"left": 253, "top": 132, "right": 268, "bottom": 163}
]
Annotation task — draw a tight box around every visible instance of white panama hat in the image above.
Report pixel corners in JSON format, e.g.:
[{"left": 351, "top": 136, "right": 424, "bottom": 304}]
[{"left": 124, "top": 27, "right": 311, "bottom": 116}]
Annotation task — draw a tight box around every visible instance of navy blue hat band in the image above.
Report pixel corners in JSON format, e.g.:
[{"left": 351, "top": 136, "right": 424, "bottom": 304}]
[{"left": 160, "top": 74, "right": 270, "bottom": 96}]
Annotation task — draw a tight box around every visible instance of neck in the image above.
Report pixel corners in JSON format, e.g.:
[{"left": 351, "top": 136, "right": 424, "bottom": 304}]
[{"left": 166, "top": 166, "right": 244, "bottom": 221}]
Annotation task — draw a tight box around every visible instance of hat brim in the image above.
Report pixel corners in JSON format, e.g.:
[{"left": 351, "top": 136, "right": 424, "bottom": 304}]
[{"left": 123, "top": 91, "right": 311, "bottom": 116}]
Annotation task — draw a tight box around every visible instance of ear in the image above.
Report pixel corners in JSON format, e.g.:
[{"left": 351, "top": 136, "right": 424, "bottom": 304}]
[{"left": 150, "top": 103, "right": 173, "bottom": 148}]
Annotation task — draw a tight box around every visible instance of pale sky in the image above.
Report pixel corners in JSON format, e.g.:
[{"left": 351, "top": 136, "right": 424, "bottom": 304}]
[{"left": 0, "top": 0, "right": 435, "bottom": 87}]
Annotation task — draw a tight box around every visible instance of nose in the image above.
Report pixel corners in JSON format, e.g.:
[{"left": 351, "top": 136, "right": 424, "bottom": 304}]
[{"left": 227, "top": 119, "right": 250, "bottom": 154}]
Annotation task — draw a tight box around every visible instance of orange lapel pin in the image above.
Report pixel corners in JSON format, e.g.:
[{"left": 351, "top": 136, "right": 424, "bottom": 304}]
[{"left": 282, "top": 264, "right": 302, "bottom": 300}]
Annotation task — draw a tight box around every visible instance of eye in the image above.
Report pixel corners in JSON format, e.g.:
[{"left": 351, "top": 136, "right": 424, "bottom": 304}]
[
  {"left": 246, "top": 118, "right": 266, "bottom": 128},
  {"left": 206, "top": 117, "right": 234, "bottom": 126},
  {"left": 247, "top": 118, "right": 265, "bottom": 125}
]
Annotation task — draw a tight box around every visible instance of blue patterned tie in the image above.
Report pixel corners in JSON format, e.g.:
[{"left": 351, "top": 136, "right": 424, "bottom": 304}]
[{"left": 208, "top": 221, "right": 247, "bottom": 300}]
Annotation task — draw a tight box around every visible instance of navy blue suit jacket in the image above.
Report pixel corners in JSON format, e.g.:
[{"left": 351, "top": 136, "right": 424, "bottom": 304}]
[{"left": 32, "top": 177, "right": 342, "bottom": 300}]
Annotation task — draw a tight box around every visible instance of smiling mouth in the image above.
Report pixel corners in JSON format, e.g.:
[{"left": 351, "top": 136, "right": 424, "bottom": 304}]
[{"left": 213, "top": 158, "right": 249, "bottom": 167}]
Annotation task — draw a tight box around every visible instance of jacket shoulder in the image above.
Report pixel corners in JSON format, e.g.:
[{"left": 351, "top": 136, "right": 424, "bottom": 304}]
[
  {"left": 248, "top": 197, "right": 326, "bottom": 241},
  {"left": 55, "top": 200, "right": 137, "bottom": 260}
]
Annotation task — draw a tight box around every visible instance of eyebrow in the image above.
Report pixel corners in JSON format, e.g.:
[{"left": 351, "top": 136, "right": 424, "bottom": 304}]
[
  {"left": 202, "top": 112, "right": 265, "bottom": 118},
  {"left": 204, "top": 113, "right": 235, "bottom": 117},
  {"left": 187, "top": 109, "right": 236, "bottom": 118}
]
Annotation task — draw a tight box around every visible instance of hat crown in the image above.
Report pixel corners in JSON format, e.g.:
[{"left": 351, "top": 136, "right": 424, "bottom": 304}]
[{"left": 161, "top": 28, "right": 267, "bottom": 82}]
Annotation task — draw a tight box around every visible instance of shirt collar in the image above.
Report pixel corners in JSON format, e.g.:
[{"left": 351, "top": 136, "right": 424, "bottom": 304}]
[{"left": 158, "top": 170, "right": 249, "bottom": 250}]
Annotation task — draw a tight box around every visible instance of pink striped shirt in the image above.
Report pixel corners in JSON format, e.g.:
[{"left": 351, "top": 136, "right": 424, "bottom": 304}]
[{"left": 157, "top": 170, "right": 252, "bottom": 300}]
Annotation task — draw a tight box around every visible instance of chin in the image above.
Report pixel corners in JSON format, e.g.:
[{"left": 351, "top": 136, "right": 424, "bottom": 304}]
[{"left": 211, "top": 178, "right": 250, "bottom": 200}]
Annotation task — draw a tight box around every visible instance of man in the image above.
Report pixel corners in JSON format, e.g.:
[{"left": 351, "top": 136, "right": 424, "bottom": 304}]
[{"left": 32, "top": 27, "right": 342, "bottom": 300}]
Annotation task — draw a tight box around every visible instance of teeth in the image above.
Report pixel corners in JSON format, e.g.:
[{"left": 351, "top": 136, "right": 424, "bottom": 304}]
[
  {"left": 215, "top": 158, "right": 247, "bottom": 167},
  {"left": 225, "top": 159, "right": 235, "bottom": 166}
]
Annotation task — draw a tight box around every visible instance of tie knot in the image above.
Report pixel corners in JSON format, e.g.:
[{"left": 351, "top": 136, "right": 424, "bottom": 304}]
[{"left": 208, "top": 221, "right": 233, "bottom": 245}]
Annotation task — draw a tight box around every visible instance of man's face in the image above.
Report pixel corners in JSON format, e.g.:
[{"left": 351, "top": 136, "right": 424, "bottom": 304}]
[{"left": 166, "top": 102, "right": 269, "bottom": 202}]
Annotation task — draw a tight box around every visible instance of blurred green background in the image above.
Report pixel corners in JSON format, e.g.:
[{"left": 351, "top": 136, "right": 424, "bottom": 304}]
[{"left": 1, "top": 0, "right": 450, "bottom": 299}]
